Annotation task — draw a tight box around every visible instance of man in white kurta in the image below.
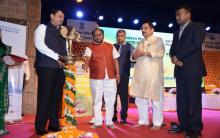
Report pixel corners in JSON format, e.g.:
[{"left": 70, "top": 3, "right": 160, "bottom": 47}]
[{"left": 130, "top": 22, "right": 165, "bottom": 130}]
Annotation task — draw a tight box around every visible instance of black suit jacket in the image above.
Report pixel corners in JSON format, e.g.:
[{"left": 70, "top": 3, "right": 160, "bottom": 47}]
[{"left": 169, "top": 21, "right": 207, "bottom": 78}]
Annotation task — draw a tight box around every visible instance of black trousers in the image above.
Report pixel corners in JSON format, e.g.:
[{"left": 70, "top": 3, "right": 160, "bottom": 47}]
[
  {"left": 113, "top": 76, "right": 129, "bottom": 120},
  {"left": 176, "top": 77, "right": 203, "bottom": 132},
  {"left": 35, "top": 67, "right": 65, "bottom": 131}
]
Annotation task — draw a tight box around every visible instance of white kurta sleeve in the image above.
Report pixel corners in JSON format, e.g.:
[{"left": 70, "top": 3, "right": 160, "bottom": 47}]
[
  {"left": 34, "top": 24, "right": 59, "bottom": 60},
  {"left": 150, "top": 37, "right": 165, "bottom": 59},
  {"left": 130, "top": 42, "right": 141, "bottom": 62},
  {"left": 113, "top": 46, "right": 120, "bottom": 59}
]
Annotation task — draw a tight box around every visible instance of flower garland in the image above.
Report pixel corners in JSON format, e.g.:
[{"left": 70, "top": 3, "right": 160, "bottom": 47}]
[
  {"left": 41, "top": 64, "right": 99, "bottom": 138},
  {"left": 60, "top": 64, "right": 77, "bottom": 127},
  {"left": 41, "top": 126, "right": 99, "bottom": 138}
]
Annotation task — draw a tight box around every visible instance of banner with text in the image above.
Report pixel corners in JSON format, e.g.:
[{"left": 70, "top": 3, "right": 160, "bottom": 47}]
[
  {"left": 0, "top": 21, "right": 27, "bottom": 122},
  {"left": 74, "top": 61, "right": 93, "bottom": 117},
  {"left": 100, "top": 27, "right": 175, "bottom": 87},
  {"left": 67, "top": 19, "right": 98, "bottom": 42}
]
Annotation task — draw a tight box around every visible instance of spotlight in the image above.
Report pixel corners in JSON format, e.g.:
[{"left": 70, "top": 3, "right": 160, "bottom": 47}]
[
  {"left": 168, "top": 23, "right": 173, "bottom": 28},
  {"left": 117, "top": 17, "right": 123, "bottom": 23},
  {"left": 76, "top": 0, "right": 83, "bottom": 3},
  {"left": 133, "top": 19, "right": 139, "bottom": 24},
  {"left": 98, "top": 15, "right": 104, "bottom": 21},
  {"left": 152, "top": 22, "right": 157, "bottom": 26},
  {"left": 76, "top": 11, "right": 83, "bottom": 18},
  {"left": 205, "top": 26, "right": 211, "bottom": 31}
]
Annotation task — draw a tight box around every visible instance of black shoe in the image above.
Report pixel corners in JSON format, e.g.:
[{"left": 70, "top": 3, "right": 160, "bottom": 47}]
[
  {"left": 168, "top": 122, "right": 184, "bottom": 134},
  {"left": 48, "top": 126, "right": 61, "bottom": 132},
  {"left": 120, "top": 119, "right": 127, "bottom": 124},
  {"left": 36, "top": 129, "right": 48, "bottom": 135},
  {"left": 112, "top": 116, "right": 118, "bottom": 122},
  {"left": 168, "top": 127, "right": 184, "bottom": 134}
]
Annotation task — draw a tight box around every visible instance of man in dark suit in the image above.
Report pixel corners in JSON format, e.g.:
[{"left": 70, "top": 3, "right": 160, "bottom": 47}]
[
  {"left": 169, "top": 5, "right": 206, "bottom": 138},
  {"left": 34, "top": 9, "right": 66, "bottom": 135},
  {"left": 112, "top": 29, "right": 134, "bottom": 124}
]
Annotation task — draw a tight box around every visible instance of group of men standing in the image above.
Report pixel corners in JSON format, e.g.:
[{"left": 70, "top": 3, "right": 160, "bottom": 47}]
[
  {"left": 84, "top": 23, "right": 165, "bottom": 131},
  {"left": 82, "top": 5, "right": 206, "bottom": 138},
  {"left": 34, "top": 5, "right": 206, "bottom": 138}
]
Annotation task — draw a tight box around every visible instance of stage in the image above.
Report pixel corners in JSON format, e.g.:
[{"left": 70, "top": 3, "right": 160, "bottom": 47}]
[{"left": 2, "top": 104, "right": 220, "bottom": 138}]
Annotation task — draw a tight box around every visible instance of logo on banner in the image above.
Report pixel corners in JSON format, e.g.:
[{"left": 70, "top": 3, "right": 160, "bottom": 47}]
[
  {"left": 67, "top": 19, "right": 98, "bottom": 42},
  {"left": 79, "top": 22, "right": 85, "bottom": 30}
]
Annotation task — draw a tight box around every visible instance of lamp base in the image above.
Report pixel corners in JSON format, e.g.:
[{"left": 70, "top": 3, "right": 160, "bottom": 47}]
[{"left": 63, "top": 55, "right": 81, "bottom": 65}]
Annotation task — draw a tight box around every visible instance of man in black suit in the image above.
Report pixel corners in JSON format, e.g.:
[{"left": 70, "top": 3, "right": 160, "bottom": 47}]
[
  {"left": 34, "top": 9, "right": 66, "bottom": 135},
  {"left": 112, "top": 29, "right": 134, "bottom": 124},
  {"left": 169, "top": 5, "right": 206, "bottom": 138}
]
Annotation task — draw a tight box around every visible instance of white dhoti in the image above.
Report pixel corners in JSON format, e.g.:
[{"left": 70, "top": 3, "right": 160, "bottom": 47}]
[
  {"left": 135, "top": 92, "right": 163, "bottom": 126},
  {"left": 90, "top": 79, "right": 117, "bottom": 126}
]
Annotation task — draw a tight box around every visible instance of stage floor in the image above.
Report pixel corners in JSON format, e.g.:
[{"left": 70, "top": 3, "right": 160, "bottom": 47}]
[{"left": 2, "top": 105, "right": 220, "bottom": 138}]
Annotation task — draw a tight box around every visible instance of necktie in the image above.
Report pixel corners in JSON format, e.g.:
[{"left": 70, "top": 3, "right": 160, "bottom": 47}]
[
  {"left": 119, "top": 45, "right": 124, "bottom": 55},
  {"left": 179, "top": 25, "right": 183, "bottom": 39}
]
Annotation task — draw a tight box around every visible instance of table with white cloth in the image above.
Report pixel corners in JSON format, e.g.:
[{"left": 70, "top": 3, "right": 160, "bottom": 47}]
[
  {"left": 202, "top": 94, "right": 220, "bottom": 109},
  {"left": 162, "top": 93, "right": 220, "bottom": 111}
]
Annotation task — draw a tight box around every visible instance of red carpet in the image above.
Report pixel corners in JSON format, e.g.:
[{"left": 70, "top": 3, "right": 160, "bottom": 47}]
[{"left": 2, "top": 105, "right": 220, "bottom": 138}]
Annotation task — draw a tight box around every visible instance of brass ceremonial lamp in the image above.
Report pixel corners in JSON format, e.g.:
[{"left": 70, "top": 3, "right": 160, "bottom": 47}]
[
  {"left": 59, "top": 26, "right": 81, "bottom": 127},
  {"left": 60, "top": 26, "right": 82, "bottom": 64}
]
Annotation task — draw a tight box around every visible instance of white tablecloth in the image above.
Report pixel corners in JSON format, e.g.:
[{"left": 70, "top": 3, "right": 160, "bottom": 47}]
[
  {"left": 163, "top": 93, "right": 220, "bottom": 111},
  {"left": 202, "top": 94, "right": 220, "bottom": 109},
  {"left": 163, "top": 94, "right": 176, "bottom": 111}
]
